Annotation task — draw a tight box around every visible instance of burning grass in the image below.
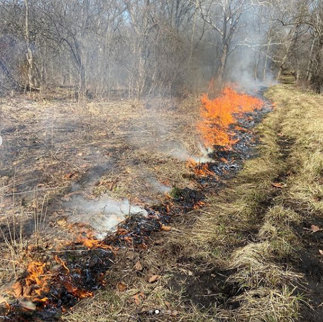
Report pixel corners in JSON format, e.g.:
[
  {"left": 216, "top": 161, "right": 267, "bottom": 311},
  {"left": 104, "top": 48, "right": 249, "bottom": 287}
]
[
  {"left": 4, "top": 246, "right": 114, "bottom": 314},
  {"left": 187, "top": 159, "right": 215, "bottom": 178},
  {"left": 0, "top": 205, "right": 173, "bottom": 319},
  {"left": 0, "top": 94, "right": 203, "bottom": 319},
  {"left": 198, "top": 87, "right": 263, "bottom": 149}
]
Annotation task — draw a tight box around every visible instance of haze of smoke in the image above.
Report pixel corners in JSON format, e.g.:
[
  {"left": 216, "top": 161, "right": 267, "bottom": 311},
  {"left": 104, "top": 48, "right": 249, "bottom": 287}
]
[
  {"left": 227, "top": 6, "right": 276, "bottom": 91},
  {"left": 146, "top": 177, "right": 171, "bottom": 194},
  {"left": 65, "top": 195, "right": 148, "bottom": 239}
]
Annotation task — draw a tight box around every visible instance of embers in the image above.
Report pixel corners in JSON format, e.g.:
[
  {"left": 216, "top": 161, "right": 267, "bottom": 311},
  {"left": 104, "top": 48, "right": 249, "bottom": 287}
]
[
  {"left": 3, "top": 246, "right": 114, "bottom": 320},
  {"left": 105, "top": 209, "right": 171, "bottom": 249},
  {"left": 187, "top": 159, "right": 216, "bottom": 178}
]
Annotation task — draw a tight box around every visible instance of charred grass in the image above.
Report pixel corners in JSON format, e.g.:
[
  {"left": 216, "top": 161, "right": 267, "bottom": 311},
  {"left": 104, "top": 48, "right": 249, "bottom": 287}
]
[{"left": 62, "top": 85, "right": 323, "bottom": 322}]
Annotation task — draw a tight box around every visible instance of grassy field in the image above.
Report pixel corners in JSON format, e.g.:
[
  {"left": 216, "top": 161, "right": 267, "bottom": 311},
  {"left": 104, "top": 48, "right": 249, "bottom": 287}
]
[{"left": 62, "top": 84, "right": 323, "bottom": 322}]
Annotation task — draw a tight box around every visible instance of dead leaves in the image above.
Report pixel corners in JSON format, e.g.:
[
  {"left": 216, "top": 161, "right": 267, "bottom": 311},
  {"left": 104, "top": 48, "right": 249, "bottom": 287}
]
[
  {"left": 117, "top": 282, "right": 127, "bottom": 292},
  {"left": 132, "top": 292, "right": 145, "bottom": 305},
  {"left": 271, "top": 182, "right": 284, "bottom": 189},
  {"left": 310, "top": 225, "right": 322, "bottom": 233},
  {"left": 148, "top": 275, "right": 161, "bottom": 283},
  {"left": 134, "top": 261, "right": 143, "bottom": 272},
  {"left": 161, "top": 225, "right": 171, "bottom": 232},
  {"left": 304, "top": 224, "right": 323, "bottom": 233},
  {"left": 95, "top": 178, "right": 118, "bottom": 191},
  {"left": 63, "top": 171, "right": 78, "bottom": 180}
]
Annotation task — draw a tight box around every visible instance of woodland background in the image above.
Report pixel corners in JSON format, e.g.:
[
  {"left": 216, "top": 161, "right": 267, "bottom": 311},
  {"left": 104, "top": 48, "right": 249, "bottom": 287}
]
[{"left": 0, "top": 0, "right": 323, "bottom": 98}]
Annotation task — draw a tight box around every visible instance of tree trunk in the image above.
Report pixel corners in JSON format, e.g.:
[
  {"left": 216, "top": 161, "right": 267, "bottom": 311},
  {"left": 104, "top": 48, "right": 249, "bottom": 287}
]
[
  {"left": 24, "top": 0, "right": 37, "bottom": 90},
  {"left": 79, "top": 64, "right": 86, "bottom": 97},
  {"left": 263, "top": 38, "right": 272, "bottom": 81},
  {"left": 306, "top": 37, "right": 316, "bottom": 82},
  {"left": 215, "top": 43, "right": 228, "bottom": 86}
]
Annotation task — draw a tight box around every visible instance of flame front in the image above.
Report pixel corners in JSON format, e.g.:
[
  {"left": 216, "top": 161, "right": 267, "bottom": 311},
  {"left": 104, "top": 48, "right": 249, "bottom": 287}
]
[{"left": 198, "top": 87, "right": 263, "bottom": 149}]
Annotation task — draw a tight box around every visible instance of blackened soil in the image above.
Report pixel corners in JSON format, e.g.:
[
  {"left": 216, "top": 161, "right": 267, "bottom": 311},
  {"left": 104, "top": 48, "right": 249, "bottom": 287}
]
[
  {"left": 105, "top": 210, "right": 171, "bottom": 248},
  {"left": 3, "top": 247, "right": 115, "bottom": 322}
]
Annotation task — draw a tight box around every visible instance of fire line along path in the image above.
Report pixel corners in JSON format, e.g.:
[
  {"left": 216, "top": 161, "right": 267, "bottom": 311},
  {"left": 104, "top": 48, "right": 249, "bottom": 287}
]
[{"left": 0, "top": 89, "right": 273, "bottom": 321}]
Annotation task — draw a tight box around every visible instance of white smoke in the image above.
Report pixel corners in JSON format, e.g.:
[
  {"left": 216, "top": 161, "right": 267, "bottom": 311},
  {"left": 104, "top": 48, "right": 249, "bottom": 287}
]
[{"left": 65, "top": 195, "right": 148, "bottom": 239}]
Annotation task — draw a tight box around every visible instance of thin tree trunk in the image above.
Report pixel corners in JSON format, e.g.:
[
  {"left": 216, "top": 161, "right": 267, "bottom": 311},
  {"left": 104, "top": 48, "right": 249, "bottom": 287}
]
[
  {"left": 216, "top": 43, "right": 228, "bottom": 86},
  {"left": 263, "top": 38, "right": 272, "bottom": 81},
  {"left": 306, "top": 37, "right": 316, "bottom": 82},
  {"left": 24, "top": 0, "right": 36, "bottom": 90},
  {"left": 188, "top": 0, "right": 198, "bottom": 65}
]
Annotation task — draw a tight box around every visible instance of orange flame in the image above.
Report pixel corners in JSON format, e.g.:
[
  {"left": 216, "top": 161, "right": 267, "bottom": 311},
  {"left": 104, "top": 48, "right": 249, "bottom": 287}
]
[
  {"left": 60, "top": 275, "right": 93, "bottom": 299},
  {"left": 77, "top": 233, "right": 114, "bottom": 252},
  {"left": 22, "top": 256, "right": 95, "bottom": 305},
  {"left": 25, "top": 261, "right": 50, "bottom": 300},
  {"left": 187, "top": 159, "right": 215, "bottom": 177},
  {"left": 198, "top": 87, "right": 263, "bottom": 149}
]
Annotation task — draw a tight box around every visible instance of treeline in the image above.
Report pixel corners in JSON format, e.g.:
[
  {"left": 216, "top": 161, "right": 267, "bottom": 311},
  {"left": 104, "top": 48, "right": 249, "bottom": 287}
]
[{"left": 0, "top": 0, "right": 322, "bottom": 98}]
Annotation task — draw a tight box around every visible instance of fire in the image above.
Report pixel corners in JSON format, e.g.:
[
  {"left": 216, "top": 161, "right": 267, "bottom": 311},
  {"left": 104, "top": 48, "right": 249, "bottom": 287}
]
[
  {"left": 187, "top": 159, "right": 215, "bottom": 177},
  {"left": 18, "top": 261, "right": 50, "bottom": 304},
  {"left": 198, "top": 87, "right": 263, "bottom": 149},
  {"left": 59, "top": 275, "right": 93, "bottom": 299},
  {"left": 11, "top": 254, "right": 96, "bottom": 308},
  {"left": 54, "top": 255, "right": 70, "bottom": 272},
  {"left": 77, "top": 233, "right": 114, "bottom": 251},
  {"left": 25, "top": 261, "right": 50, "bottom": 299}
]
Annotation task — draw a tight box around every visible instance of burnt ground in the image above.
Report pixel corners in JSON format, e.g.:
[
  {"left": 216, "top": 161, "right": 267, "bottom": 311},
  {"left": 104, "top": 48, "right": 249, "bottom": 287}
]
[{"left": 0, "top": 94, "right": 201, "bottom": 318}]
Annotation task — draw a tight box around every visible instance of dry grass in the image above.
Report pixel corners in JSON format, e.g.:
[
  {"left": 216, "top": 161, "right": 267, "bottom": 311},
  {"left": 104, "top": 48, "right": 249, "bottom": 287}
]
[{"left": 215, "top": 287, "right": 301, "bottom": 322}]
